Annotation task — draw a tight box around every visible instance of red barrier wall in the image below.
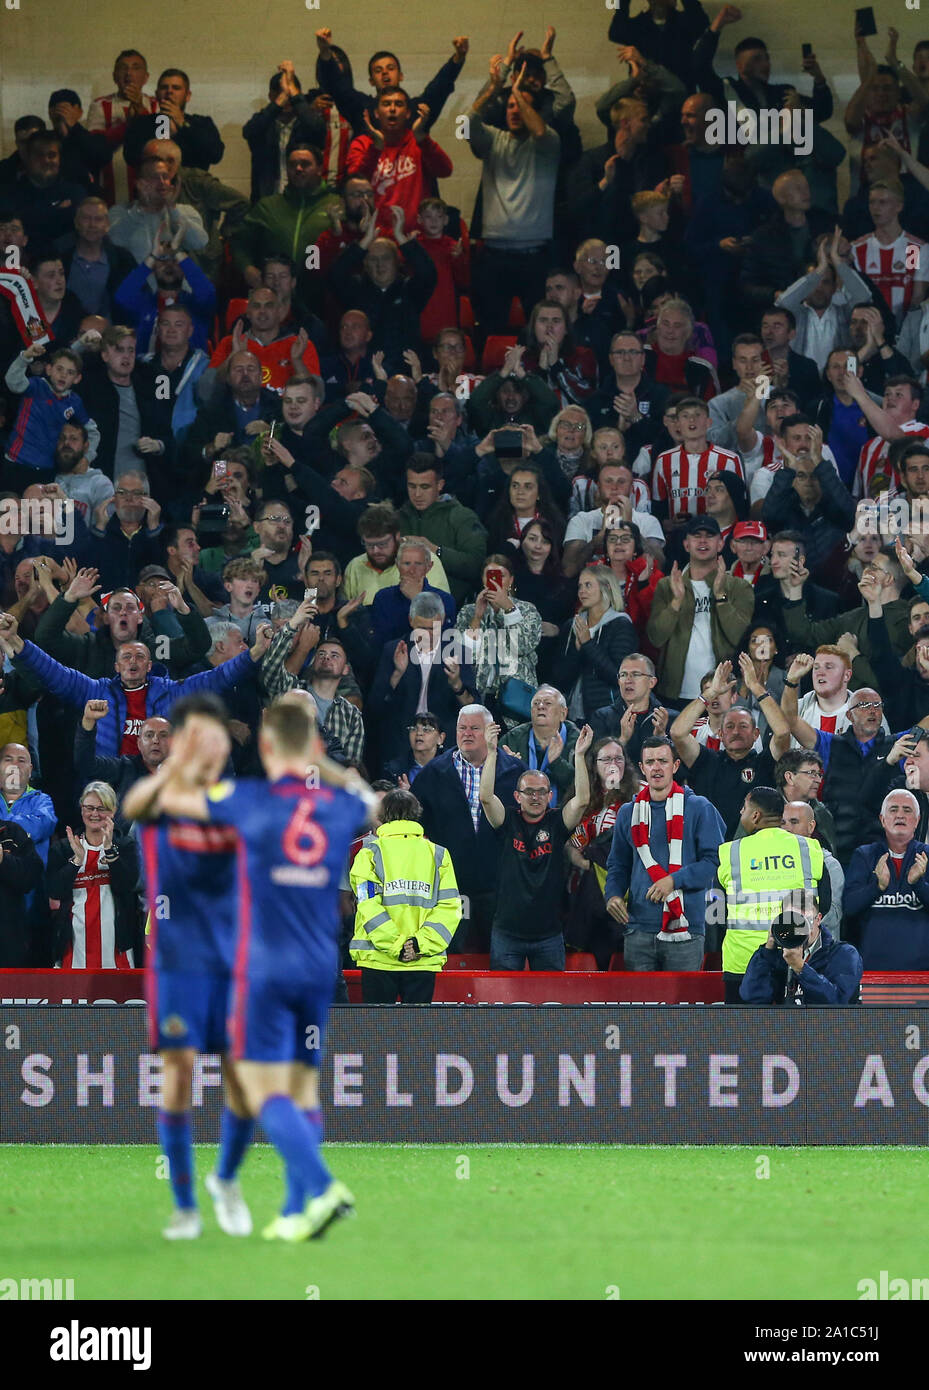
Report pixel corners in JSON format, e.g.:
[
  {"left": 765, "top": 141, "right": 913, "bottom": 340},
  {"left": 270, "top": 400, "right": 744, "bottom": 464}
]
[{"left": 2, "top": 970, "right": 928, "bottom": 1004}]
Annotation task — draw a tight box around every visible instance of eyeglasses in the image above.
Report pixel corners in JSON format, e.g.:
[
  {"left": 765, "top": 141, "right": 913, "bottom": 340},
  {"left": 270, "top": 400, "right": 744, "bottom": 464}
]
[
  {"left": 115, "top": 488, "right": 145, "bottom": 498},
  {"left": 620, "top": 671, "right": 650, "bottom": 680},
  {"left": 851, "top": 701, "right": 883, "bottom": 711},
  {"left": 610, "top": 348, "right": 643, "bottom": 357},
  {"left": 581, "top": 257, "right": 607, "bottom": 267},
  {"left": 795, "top": 768, "right": 821, "bottom": 778},
  {"left": 518, "top": 787, "right": 549, "bottom": 798},
  {"left": 261, "top": 514, "right": 292, "bottom": 525},
  {"left": 596, "top": 756, "right": 625, "bottom": 765},
  {"left": 559, "top": 422, "right": 586, "bottom": 432}
]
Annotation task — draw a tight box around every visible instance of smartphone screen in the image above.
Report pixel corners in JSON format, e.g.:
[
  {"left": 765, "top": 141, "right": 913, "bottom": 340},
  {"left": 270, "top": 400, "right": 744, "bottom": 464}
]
[
  {"left": 213, "top": 460, "right": 227, "bottom": 478},
  {"left": 847, "top": 355, "right": 858, "bottom": 375},
  {"left": 855, "top": 6, "right": 877, "bottom": 38},
  {"left": 304, "top": 588, "right": 317, "bottom": 604},
  {"left": 486, "top": 568, "right": 505, "bottom": 591}
]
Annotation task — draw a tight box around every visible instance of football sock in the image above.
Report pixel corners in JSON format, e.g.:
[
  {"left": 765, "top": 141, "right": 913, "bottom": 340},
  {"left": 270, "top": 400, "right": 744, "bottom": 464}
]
[
  {"left": 158, "top": 1110, "right": 196, "bottom": 1210},
  {"left": 282, "top": 1110, "right": 324, "bottom": 1215},
  {"left": 216, "top": 1108, "right": 254, "bottom": 1181},
  {"left": 259, "top": 1095, "right": 331, "bottom": 1204}
]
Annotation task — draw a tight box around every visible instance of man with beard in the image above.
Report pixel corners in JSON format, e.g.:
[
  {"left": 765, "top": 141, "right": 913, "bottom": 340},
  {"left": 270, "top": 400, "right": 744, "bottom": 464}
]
[
  {"left": 52, "top": 421, "right": 114, "bottom": 528},
  {"left": 342, "top": 502, "right": 451, "bottom": 605}
]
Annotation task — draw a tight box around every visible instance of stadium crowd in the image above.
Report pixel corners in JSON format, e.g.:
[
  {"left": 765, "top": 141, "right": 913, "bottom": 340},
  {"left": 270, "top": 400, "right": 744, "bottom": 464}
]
[{"left": 2, "top": 8, "right": 929, "bottom": 996}]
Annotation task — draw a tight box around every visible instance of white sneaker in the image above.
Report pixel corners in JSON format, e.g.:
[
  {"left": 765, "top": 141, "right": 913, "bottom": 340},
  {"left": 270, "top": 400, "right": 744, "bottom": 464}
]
[
  {"left": 205, "top": 1173, "right": 253, "bottom": 1236},
  {"left": 304, "top": 1179, "right": 356, "bottom": 1239},
  {"left": 162, "top": 1208, "right": 202, "bottom": 1240}
]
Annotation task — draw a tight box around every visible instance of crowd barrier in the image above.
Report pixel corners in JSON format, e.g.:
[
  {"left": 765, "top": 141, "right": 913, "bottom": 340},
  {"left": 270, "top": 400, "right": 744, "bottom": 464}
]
[
  {"left": 3, "top": 997, "right": 929, "bottom": 1144},
  {"left": 2, "top": 969, "right": 929, "bottom": 1006}
]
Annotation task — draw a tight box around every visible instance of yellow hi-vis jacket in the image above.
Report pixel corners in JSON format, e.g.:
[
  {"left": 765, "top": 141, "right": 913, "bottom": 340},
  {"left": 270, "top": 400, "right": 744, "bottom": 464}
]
[
  {"left": 718, "top": 828, "right": 824, "bottom": 976},
  {"left": 349, "top": 820, "right": 462, "bottom": 972}
]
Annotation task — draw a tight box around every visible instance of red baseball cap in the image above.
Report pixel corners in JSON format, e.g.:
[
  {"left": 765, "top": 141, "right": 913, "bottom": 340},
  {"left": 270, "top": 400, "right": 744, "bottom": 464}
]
[{"left": 732, "top": 521, "right": 767, "bottom": 541}]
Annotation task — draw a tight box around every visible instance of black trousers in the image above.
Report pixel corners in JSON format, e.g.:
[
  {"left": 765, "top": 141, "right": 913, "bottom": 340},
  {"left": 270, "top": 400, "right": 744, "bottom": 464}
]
[
  {"left": 360, "top": 969, "right": 436, "bottom": 1004},
  {"left": 472, "top": 243, "right": 551, "bottom": 336},
  {"left": 723, "top": 971, "right": 746, "bottom": 1005}
]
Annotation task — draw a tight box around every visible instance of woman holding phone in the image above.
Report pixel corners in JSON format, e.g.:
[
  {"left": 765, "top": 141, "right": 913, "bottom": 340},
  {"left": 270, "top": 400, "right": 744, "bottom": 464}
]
[{"left": 455, "top": 554, "right": 542, "bottom": 721}]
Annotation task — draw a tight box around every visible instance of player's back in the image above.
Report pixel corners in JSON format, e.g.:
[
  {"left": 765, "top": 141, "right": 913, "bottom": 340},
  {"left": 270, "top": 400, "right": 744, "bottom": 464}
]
[
  {"left": 205, "top": 775, "right": 367, "bottom": 982},
  {"left": 140, "top": 819, "right": 239, "bottom": 973}
]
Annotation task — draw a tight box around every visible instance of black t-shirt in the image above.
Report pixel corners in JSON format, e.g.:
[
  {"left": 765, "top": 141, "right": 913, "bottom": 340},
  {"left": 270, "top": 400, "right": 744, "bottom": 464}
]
[
  {"left": 493, "top": 807, "right": 571, "bottom": 939},
  {"left": 687, "top": 746, "right": 776, "bottom": 838},
  {"left": 261, "top": 552, "right": 304, "bottom": 602}
]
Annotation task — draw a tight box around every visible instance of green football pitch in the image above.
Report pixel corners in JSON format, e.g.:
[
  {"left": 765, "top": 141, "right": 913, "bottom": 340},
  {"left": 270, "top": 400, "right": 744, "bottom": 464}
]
[{"left": 1, "top": 1144, "right": 925, "bottom": 1301}]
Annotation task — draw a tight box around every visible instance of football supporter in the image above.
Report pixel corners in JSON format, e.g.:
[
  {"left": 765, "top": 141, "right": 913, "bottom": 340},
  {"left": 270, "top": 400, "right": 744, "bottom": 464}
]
[
  {"left": 604, "top": 735, "right": 726, "bottom": 973},
  {"left": 651, "top": 396, "right": 744, "bottom": 531},
  {"left": 480, "top": 719, "right": 592, "bottom": 970},
  {"left": 46, "top": 780, "right": 142, "bottom": 968}
]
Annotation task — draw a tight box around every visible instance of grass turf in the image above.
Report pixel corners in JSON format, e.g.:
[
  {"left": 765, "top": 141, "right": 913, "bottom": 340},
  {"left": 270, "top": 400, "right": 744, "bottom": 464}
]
[{"left": 0, "top": 1144, "right": 925, "bottom": 1300}]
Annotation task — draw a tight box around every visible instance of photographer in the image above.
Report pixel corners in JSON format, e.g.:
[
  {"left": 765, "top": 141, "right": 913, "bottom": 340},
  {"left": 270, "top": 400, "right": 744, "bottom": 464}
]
[{"left": 739, "top": 895, "right": 863, "bottom": 1007}]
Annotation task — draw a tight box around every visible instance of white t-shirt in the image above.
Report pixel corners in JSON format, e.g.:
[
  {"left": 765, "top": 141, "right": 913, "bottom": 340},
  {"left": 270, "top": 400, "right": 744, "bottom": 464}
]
[
  {"left": 680, "top": 579, "right": 715, "bottom": 700},
  {"left": 564, "top": 505, "right": 665, "bottom": 546}
]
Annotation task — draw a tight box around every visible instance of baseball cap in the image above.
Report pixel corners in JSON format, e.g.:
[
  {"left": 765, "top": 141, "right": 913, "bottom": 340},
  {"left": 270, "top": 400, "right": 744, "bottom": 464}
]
[
  {"left": 136, "top": 565, "right": 173, "bottom": 585},
  {"left": 685, "top": 515, "right": 721, "bottom": 536},
  {"left": 733, "top": 521, "right": 768, "bottom": 542}
]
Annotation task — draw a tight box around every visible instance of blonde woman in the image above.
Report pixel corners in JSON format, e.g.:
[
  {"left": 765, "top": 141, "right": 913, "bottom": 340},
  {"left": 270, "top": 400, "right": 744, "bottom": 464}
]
[{"left": 552, "top": 566, "right": 636, "bottom": 722}]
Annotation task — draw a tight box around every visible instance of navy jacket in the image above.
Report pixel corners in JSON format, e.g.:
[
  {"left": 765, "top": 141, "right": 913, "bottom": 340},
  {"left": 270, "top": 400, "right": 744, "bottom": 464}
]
[
  {"left": 739, "top": 926, "right": 863, "bottom": 1006},
  {"left": 844, "top": 839, "right": 929, "bottom": 971}
]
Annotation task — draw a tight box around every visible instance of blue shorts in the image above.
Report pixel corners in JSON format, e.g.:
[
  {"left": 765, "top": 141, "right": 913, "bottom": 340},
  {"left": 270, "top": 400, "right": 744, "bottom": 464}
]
[
  {"left": 229, "top": 975, "right": 330, "bottom": 1065},
  {"left": 147, "top": 968, "right": 232, "bottom": 1054}
]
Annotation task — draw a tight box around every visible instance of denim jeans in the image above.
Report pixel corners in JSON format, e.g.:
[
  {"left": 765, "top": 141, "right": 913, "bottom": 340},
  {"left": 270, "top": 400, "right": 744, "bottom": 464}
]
[
  {"left": 490, "top": 929, "right": 566, "bottom": 971},
  {"left": 623, "top": 930, "right": 705, "bottom": 972}
]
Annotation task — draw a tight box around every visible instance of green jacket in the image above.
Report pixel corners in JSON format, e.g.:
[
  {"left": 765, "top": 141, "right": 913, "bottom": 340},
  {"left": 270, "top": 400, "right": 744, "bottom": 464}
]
[
  {"left": 231, "top": 181, "right": 340, "bottom": 275},
  {"left": 394, "top": 497, "right": 488, "bottom": 603},
  {"left": 782, "top": 596, "right": 912, "bottom": 691},
  {"left": 502, "top": 719, "right": 580, "bottom": 802},
  {"left": 646, "top": 566, "right": 755, "bottom": 701}
]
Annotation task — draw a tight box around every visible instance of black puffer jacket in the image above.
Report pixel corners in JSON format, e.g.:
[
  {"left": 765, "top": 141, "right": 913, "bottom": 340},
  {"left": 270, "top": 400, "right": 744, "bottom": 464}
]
[{"left": 552, "top": 610, "right": 636, "bottom": 722}]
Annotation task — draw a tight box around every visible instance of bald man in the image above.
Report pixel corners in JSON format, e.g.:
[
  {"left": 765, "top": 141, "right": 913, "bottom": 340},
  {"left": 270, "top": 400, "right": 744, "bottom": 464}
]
[
  {"left": 0, "top": 741, "right": 56, "bottom": 869},
  {"left": 781, "top": 800, "right": 845, "bottom": 940}
]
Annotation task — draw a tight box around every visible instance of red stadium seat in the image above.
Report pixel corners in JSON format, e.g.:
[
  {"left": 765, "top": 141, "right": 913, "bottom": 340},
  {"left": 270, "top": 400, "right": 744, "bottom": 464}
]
[
  {"left": 224, "top": 297, "right": 248, "bottom": 332},
  {"left": 507, "top": 297, "right": 526, "bottom": 329},
  {"left": 459, "top": 295, "right": 475, "bottom": 329},
  {"left": 565, "top": 952, "right": 598, "bottom": 971},
  {"left": 462, "top": 333, "right": 476, "bottom": 371},
  {"left": 481, "top": 334, "right": 517, "bottom": 373},
  {"left": 608, "top": 952, "right": 626, "bottom": 972},
  {"left": 445, "top": 954, "right": 491, "bottom": 970}
]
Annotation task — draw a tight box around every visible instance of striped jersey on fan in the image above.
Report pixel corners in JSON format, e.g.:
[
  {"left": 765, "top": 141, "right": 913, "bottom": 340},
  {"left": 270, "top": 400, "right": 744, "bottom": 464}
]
[
  {"left": 854, "top": 419, "right": 929, "bottom": 499},
  {"left": 850, "top": 232, "right": 929, "bottom": 321},
  {"left": 652, "top": 445, "right": 744, "bottom": 520},
  {"left": 62, "top": 844, "right": 133, "bottom": 970}
]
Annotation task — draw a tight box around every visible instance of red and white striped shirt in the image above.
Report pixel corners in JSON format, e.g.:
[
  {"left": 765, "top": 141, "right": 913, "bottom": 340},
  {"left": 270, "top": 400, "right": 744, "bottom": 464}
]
[
  {"left": 853, "top": 418, "right": 929, "bottom": 499},
  {"left": 60, "top": 842, "right": 133, "bottom": 970},
  {"left": 86, "top": 91, "right": 159, "bottom": 206},
  {"left": 652, "top": 444, "right": 744, "bottom": 521},
  {"left": 850, "top": 231, "right": 929, "bottom": 321}
]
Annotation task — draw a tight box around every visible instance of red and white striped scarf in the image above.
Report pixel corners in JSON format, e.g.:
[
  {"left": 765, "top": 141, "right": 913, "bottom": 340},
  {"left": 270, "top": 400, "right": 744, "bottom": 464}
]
[{"left": 629, "top": 782, "right": 691, "bottom": 941}]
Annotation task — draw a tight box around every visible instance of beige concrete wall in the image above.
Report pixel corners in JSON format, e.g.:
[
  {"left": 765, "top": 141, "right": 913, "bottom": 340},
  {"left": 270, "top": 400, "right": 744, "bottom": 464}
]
[{"left": 0, "top": 0, "right": 924, "bottom": 213}]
